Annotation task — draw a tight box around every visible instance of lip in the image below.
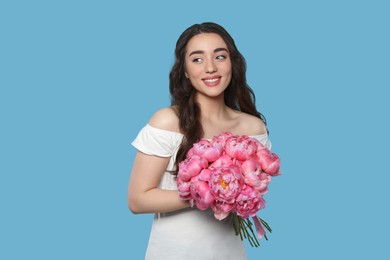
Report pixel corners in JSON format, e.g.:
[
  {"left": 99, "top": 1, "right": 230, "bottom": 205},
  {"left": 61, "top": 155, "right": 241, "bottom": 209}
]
[{"left": 202, "top": 76, "right": 221, "bottom": 87}]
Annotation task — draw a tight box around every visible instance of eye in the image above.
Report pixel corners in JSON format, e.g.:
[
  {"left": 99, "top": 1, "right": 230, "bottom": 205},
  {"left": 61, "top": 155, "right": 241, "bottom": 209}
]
[
  {"left": 216, "top": 55, "right": 227, "bottom": 60},
  {"left": 192, "top": 57, "right": 203, "bottom": 63}
]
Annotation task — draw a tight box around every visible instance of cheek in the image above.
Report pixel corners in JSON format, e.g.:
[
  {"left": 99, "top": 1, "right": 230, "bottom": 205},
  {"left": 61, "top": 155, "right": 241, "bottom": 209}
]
[
  {"left": 186, "top": 64, "right": 202, "bottom": 78},
  {"left": 223, "top": 62, "right": 232, "bottom": 75},
  {"left": 223, "top": 64, "right": 232, "bottom": 84}
]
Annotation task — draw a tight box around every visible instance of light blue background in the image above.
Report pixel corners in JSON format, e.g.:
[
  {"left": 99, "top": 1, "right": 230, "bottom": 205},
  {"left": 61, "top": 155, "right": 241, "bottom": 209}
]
[{"left": 1, "top": 0, "right": 389, "bottom": 259}]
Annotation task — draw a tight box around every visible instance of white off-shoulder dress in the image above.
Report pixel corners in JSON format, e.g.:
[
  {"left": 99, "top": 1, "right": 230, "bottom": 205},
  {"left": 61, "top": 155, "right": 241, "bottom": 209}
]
[{"left": 132, "top": 124, "right": 271, "bottom": 260}]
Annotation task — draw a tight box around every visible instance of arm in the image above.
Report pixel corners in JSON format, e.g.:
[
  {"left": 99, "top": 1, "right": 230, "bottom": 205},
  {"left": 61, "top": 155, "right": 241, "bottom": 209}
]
[
  {"left": 127, "top": 151, "right": 189, "bottom": 214},
  {"left": 127, "top": 107, "right": 189, "bottom": 214}
]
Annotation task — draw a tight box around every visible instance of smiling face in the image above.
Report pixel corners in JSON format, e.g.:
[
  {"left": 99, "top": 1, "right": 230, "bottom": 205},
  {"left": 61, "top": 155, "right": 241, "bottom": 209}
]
[{"left": 184, "top": 33, "right": 232, "bottom": 99}]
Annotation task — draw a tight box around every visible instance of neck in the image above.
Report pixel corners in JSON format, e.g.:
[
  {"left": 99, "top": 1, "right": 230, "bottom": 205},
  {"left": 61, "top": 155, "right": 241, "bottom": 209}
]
[{"left": 195, "top": 93, "right": 229, "bottom": 121}]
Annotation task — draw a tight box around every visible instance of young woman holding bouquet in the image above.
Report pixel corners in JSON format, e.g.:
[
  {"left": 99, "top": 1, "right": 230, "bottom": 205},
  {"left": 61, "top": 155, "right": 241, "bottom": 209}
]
[{"left": 128, "top": 22, "right": 272, "bottom": 259}]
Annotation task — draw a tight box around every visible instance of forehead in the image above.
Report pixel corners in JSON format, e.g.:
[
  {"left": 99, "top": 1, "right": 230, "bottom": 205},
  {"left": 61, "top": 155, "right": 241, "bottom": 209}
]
[{"left": 186, "top": 33, "right": 228, "bottom": 53}]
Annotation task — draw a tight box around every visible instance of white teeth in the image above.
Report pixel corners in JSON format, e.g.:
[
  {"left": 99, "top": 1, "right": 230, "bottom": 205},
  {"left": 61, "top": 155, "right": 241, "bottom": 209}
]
[{"left": 204, "top": 78, "right": 219, "bottom": 82}]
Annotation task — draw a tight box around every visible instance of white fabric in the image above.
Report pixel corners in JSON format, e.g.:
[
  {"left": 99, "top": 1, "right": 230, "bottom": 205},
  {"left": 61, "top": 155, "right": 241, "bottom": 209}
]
[{"left": 131, "top": 124, "right": 272, "bottom": 260}]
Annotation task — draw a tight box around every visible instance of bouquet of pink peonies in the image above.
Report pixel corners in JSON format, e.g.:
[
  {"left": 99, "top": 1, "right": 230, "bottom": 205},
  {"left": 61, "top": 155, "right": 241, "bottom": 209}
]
[{"left": 177, "top": 132, "right": 281, "bottom": 247}]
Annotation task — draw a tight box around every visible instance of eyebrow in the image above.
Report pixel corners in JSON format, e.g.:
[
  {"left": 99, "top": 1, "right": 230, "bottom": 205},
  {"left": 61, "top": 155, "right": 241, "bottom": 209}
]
[{"left": 189, "top": 47, "right": 229, "bottom": 56}]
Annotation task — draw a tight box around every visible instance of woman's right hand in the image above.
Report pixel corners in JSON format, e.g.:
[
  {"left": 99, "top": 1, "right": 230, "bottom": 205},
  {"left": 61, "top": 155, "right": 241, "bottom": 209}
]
[{"left": 127, "top": 151, "right": 190, "bottom": 214}]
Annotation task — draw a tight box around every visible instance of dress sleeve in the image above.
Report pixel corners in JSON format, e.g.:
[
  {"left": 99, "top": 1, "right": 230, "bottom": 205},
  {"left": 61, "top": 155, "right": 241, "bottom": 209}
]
[
  {"left": 252, "top": 134, "right": 272, "bottom": 150},
  {"left": 131, "top": 124, "right": 183, "bottom": 157}
]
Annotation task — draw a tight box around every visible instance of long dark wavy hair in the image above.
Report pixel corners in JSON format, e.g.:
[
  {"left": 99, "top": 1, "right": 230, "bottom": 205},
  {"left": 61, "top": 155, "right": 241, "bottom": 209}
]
[{"left": 170, "top": 22, "right": 267, "bottom": 175}]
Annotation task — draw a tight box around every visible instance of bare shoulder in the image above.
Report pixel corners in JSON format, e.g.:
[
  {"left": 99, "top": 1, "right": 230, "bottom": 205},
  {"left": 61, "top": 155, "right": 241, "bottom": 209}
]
[
  {"left": 148, "top": 106, "right": 181, "bottom": 133},
  {"left": 237, "top": 112, "right": 267, "bottom": 136}
]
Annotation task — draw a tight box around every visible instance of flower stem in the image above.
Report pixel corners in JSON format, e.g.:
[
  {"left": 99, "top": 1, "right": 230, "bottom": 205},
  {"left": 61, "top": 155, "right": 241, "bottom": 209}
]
[{"left": 232, "top": 215, "right": 272, "bottom": 247}]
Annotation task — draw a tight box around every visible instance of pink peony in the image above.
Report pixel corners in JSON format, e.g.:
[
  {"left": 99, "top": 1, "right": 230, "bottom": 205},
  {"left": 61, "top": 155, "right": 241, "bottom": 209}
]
[
  {"left": 209, "top": 165, "right": 242, "bottom": 203},
  {"left": 177, "top": 180, "right": 196, "bottom": 207},
  {"left": 178, "top": 155, "right": 208, "bottom": 181},
  {"left": 241, "top": 159, "right": 263, "bottom": 188},
  {"left": 257, "top": 172, "right": 272, "bottom": 195},
  {"left": 255, "top": 142, "right": 268, "bottom": 152},
  {"left": 209, "top": 154, "right": 234, "bottom": 169},
  {"left": 198, "top": 168, "right": 212, "bottom": 182},
  {"left": 225, "top": 135, "right": 258, "bottom": 161},
  {"left": 236, "top": 186, "right": 265, "bottom": 219},
  {"left": 189, "top": 175, "right": 214, "bottom": 210},
  {"left": 177, "top": 177, "right": 192, "bottom": 201},
  {"left": 257, "top": 149, "right": 281, "bottom": 176},
  {"left": 211, "top": 132, "right": 234, "bottom": 149},
  {"left": 188, "top": 139, "right": 222, "bottom": 162},
  {"left": 211, "top": 200, "right": 236, "bottom": 220}
]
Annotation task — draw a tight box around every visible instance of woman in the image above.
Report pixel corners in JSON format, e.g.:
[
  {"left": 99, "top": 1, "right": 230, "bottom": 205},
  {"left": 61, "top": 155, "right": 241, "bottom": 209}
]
[{"left": 128, "top": 22, "right": 270, "bottom": 259}]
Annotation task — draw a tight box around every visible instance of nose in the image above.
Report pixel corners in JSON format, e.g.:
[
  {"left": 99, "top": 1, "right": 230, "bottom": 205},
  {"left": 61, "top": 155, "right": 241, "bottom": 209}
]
[{"left": 205, "top": 59, "right": 217, "bottom": 73}]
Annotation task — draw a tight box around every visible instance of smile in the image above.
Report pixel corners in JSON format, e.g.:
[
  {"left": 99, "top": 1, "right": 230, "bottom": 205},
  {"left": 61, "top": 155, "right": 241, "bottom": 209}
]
[
  {"left": 204, "top": 78, "right": 219, "bottom": 83},
  {"left": 202, "top": 76, "right": 221, "bottom": 86}
]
